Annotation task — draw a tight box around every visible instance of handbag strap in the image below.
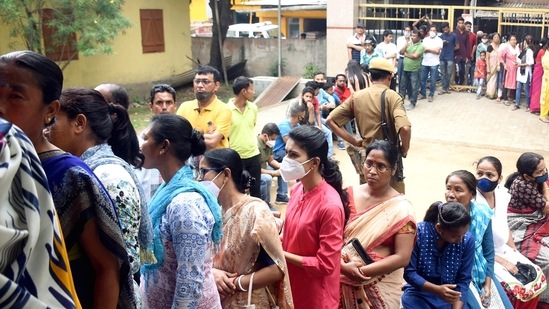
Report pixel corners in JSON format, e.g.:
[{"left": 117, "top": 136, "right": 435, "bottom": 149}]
[
  {"left": 380, "top": 89, "right": 392, "bottom": 143},
  {"left": 246, "top": 272, "right": 256, "bottom": 306},
  {"left": 265, "top": 286, "right": 277, "bottom": 308}
]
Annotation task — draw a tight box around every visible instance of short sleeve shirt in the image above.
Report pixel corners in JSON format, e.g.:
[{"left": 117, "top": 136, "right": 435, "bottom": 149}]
[
  {"left": 376, "top": 42, "right": 399, "bottom": 61},
  {"left": 257, "top": 136, "right": 272, "bottom": 169},
  {"left": 421, "top": 36, "right": 443, "bottom": 66},
  {"left": 176, "top": 96, "right": 232, "bottom": 149},
  {"left": 440, "top": 32, "right": 458, "bottom": 61},
  {"left": 403, "top": 42, "right": 424, "bottom": 72},
  {"left": 329, "top": 84, "right": 411, "bottom": 147},
  {"left": 227, "top": 99, "right": 259, "bottom": 159},
  {"left": 508, "top": 175, "right": 547, "bottom": 214}
]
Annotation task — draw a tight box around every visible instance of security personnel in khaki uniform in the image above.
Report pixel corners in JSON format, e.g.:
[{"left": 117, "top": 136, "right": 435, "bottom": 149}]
[{"left": 327, "top": 58, "right": 411, "bottom": 193}]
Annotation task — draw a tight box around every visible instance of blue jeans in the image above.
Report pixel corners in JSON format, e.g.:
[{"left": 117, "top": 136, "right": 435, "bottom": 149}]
[
  {"left": 439, "top": 60, "right": 453, "bottom": 91},
  {"left": 516, "top": 73, "right": 531, "bottom": 108},
  {"left": 420, "top": 64, "right": 439, "bottom": 97},
  {"left": 398, "top": 57, "right": 412, "bottom": 97},
  {"left": 273, "top": 148, "right": 288, "bottom": 197},
  {"left": 400, "top": 70, "right": 420, "bottom": 105},
  {"left": 260, "top": 173, "right": 272, "bottom": 204},
  {"left": 321, "top": 118, "right": 343, "bottom": 143},
  {"left": 321, "top": 124, "right": 333, "bottom": 157},
  {"left": 474, "top": 78, "right": 485, "bottom": 95}
]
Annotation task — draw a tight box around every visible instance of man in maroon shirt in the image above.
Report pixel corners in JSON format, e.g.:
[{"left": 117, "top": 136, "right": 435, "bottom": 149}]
[
  {"left": 454, "top": 17, "right": 470, "bottom": 86},
  {"left": 465, "top": 21, "right": 477, "bottom": 86}
]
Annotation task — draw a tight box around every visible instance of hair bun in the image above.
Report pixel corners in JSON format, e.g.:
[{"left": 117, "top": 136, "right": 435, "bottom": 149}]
[
  {"left": 189, "top": 129, "right": 206, "bottom": 157},
  {"left": 241, "top": 169, "right": 254, "bottom": 190}
]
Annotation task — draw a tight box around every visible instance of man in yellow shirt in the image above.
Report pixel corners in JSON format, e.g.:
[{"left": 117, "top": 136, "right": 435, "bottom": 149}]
[
  {"left": 176, "top": 65, "right": 231, "bottom": 149},
  {"left": 227, "top": 76, "right": 261, "bottom": 197}
]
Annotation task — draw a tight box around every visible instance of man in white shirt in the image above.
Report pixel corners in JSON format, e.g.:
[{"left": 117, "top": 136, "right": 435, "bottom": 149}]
[
  {"left": 376, "top": 30, "right": 399, "bottom": 90},
  {"left": 419, "top": 25, "right": 443, "bottom": 102},
  {"left": 347, "top": 23, "right": 366, "bottom": 62}
]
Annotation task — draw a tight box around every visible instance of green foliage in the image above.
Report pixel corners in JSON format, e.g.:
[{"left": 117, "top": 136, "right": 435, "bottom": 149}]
[
  {"left": 269, "top": 57, "right": 285, "bottom": 77},
  {"left": 0, "top": 0, "right": 131, "bottom": 70},
  {"left": 303, "top": 62, "right": 322, "bottom": 79}
]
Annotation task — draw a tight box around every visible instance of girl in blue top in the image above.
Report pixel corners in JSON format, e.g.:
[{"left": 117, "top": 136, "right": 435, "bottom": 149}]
[{"left": 402, "top": 201, "right": 474, "bottom": 309}]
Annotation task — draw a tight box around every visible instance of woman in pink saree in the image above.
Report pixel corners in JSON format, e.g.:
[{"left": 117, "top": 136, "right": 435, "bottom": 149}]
[
  {"left": 500, "top": 34, "right": 520, "bottom": 106},
  {"left": 340, "top": 140, "right": 416, "bottom": 308},
  {"left": 199, "top": 148, "right": 293, "bottom": 308},
  {"left": 529, "top": 39, "right": 547, "bottom": 113},
  {"left": 486, "top": 33, "right": 502, "bottom": 100}
]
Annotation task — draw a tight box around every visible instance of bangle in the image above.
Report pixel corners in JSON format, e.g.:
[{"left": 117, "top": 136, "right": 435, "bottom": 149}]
[{"left": 237, "top": 275, "right": 247, "bottom": 292}]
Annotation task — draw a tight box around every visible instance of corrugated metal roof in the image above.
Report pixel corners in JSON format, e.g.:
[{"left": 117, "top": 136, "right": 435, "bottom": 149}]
[{"left": 254, "top": 76, "right": 301, "bottom": 107}]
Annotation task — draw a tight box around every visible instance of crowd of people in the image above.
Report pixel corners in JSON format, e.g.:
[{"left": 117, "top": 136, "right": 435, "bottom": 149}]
[
  {"left": 346, "top": 19, "right": 549, "bottom": 120},
  {"left": 1, "top": 19, "right": 549, "bottom": 309}
]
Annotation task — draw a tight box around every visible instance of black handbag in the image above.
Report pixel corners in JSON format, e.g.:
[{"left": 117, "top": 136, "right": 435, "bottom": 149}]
[
  {"left": 380, "top": 89, "right": 405, "bottom": 181},
  {"left": 513, "top": 261, "right": 537, "bottom": 285}
]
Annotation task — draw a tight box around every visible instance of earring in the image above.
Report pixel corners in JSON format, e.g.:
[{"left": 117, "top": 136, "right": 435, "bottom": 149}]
[{"left": 46, "top": 117, "right": 51, "bottom": 124}]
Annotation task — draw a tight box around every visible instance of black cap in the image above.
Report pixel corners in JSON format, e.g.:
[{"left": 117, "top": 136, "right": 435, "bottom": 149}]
[{"left": 356, "top": 23, "right": 365, "bottom": 29}]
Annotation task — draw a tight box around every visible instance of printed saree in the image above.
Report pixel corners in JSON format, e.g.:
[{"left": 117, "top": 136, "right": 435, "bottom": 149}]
[
  {"left": 40, "top": 150, "right": 136, "bottom": 309},
  {"left": 340, "top": 191, "right": 416, "bottom": 309},
  {"left": 0, "top": 119, "right": 80, "bottom": 308},
  {"left": 214, "top": 196, "right": 293, "bottom": 308}
]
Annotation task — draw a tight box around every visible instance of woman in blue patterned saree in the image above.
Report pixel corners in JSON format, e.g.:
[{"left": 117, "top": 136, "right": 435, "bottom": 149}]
[{"left": 0, "top": 50, "right": 135, "bottom": 308}]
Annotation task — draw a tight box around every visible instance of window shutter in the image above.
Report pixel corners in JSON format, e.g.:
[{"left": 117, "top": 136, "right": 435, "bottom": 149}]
[
  {"left": 140, "top": 9, "right": 165, "bottom": 53},
  {"left": 42, "top": 8, "right": 78, "bottom": 61}
]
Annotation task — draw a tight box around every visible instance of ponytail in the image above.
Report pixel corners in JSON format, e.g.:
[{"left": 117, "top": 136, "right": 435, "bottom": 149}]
[
  {"left": 108, "top": 103, "right": 144, "bottom": 168},
  {"left": 321, "top": 158, "right": 350, "bottom": 224}
]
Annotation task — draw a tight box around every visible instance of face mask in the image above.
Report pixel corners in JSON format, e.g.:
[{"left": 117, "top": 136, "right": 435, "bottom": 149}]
[
  {"left": 195, "top": 91, "right": 214, "bottom": 102},
  {"left": 404, "top": 32, "right": 411, "bottom": 38},
  {"left": 279, "top": 157, "right": 313, "bottom": 182},
  {"left": 200, "top": 171, "right": 224, "bottom": 198},
  {"left": 429, "top": 31, "right": 436, "bottom": 38},
  {"left": 535, "top": 173, "right": 548, "bottom": 184},
  {"left": 482, "top": 39, "right": 488, "bottom": 44},
  {"left": 477, "top": 178, "right": 498, "bottom": 192},
  {"left": 266, "top": 140, "right": 275, "bottom": 148}
]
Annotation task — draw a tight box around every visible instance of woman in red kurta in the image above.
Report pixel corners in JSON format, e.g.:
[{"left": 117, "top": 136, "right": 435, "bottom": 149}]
[{"left": 280, "top": 125, "right": 350, "bottom": 309}]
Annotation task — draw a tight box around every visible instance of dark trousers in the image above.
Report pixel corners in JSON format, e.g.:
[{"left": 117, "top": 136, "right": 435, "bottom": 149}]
[{"left": 242, "top": 154, "right": 262, "bottom": 198}]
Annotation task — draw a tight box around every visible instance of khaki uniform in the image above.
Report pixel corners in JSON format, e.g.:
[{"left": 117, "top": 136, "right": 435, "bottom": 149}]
[{"left": 330, "top": 83, "right": 411, "bottom": 192}]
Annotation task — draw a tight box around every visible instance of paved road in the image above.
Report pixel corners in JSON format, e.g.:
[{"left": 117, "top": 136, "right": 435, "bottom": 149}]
[{"left": 256, "top": 90, "right": 549, "bottom": 219}]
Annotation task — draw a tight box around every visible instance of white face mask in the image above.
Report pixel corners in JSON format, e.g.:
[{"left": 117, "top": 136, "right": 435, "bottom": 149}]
[
  {"left": 429, "top": 31, "right": 436, "bottom": 38},
  {"left": 481, "top": 39, "right": 488, "bottom": 44},
  {"left": 266, "top": 140, "right": 275, "bottom": 148},
  {"left": 200, "top": 171, "right": 224, "bottom": 198},
  {"left": 279, "top": 157, "right": 313, "bottom": 182}
]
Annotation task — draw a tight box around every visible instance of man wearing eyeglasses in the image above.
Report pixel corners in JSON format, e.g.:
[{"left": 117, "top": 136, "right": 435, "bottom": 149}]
[{"left": 176, "top": 65, "right": 232, "bottom": 150}]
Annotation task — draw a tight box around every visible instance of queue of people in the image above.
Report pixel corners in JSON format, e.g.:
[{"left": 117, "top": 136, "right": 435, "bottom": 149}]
[{"left": 1, "top": 37, "right": 549, "bottom": 309}]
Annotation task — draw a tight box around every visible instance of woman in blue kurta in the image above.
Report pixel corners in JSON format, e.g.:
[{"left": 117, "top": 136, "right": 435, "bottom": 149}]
[{"left": 402, "top": 201, "right": 474, "bottom": 308}]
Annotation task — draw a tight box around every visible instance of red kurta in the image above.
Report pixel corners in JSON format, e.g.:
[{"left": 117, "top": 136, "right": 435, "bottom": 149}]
[{"left": 282, "top": 180, "right": 345, "bottom": 309}]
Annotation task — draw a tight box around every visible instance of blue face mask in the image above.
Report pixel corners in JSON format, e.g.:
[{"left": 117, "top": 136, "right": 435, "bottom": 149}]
[
  {"left": 535, "top": 173, "right": 548, "bottom": 184},
  {"left": 477, "top": 178, "right": 498, "bottom": 192}
]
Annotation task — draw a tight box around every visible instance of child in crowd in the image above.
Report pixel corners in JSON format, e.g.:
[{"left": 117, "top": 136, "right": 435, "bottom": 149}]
[{"left": 474, "top": 51, "right": 487, "bottom": 100}]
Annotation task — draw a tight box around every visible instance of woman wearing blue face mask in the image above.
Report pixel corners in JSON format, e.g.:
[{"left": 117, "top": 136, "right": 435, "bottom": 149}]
[
  {"left": 139, "top": 114, "right": 223, "bottom": 308},
  {"left": 505, "top": 152, "right": 549, "bottom": 307},
  {"left": 198, "top": 148, "right": 293, "bottom": 308},
  {"left": 474, "top": 156, "right": 545, "bottom": 308}
]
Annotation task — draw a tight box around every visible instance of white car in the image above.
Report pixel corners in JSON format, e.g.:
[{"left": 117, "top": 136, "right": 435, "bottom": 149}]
[{"left": 226, "top": 21, "right": 283, "bottom": 39}]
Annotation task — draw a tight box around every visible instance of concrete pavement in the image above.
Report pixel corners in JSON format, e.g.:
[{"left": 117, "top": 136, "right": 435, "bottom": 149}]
[{"left": 256, "top": 90, "right": 549, "bottom": 219}]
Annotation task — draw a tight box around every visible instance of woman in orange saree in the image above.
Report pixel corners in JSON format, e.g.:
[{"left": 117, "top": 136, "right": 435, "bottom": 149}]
[{"left": 340, "top": 140, "right": 416, "bottom": 308}]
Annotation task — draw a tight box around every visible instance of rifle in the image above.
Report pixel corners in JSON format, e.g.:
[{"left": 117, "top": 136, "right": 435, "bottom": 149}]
[{"left": 380, "top": 89, "right": 405, "bottom": 181}]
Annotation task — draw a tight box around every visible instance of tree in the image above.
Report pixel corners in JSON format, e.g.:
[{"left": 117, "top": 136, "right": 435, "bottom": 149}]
[
  {"left": 208, "top": 0, "right": 232, "bottom": 72},
  {"left": 0, "top": 0, "right": 131, "bottom": 70}
]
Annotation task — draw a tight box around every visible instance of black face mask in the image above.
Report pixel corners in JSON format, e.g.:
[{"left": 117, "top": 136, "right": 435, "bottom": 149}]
[{"left": 477, "top": 178, "right": 498, "bottom": 192}]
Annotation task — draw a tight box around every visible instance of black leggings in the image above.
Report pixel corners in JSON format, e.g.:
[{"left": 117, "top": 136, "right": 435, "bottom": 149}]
[{"left": 242, "top": 154, "right": 262, "bottom": 198}]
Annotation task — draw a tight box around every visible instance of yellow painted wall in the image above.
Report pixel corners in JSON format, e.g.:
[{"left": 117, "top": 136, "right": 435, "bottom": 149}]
[
  {"left": 256, "top": 10, "right": 326, "bottom": 36},
  {"left": 0, "top": 0, "right": 193, "bottom": 88},
  {"left": 190, "top": 0, "right": 209, "bottom": 22}
]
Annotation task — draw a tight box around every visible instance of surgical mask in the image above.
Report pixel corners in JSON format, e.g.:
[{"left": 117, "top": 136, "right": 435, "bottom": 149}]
[
  {"left": 404, "top": 31, "right": 411, "bottom": 38},
  {"left": 429, "top": 31, "right": 436, "bottom": 38},
  {"left": 279, "top": 157, "right": 313, "bottom": 182},
  {"left": 535, "top": 173, "right": 548, "bottom": 184},
  {"left": 266, "top": 140, "right": 275, "bottom": 148},
  {"left": 477, "top": 178, "right": 498, "bottom": 192},
  {"left": 482, "top": 39, "right": 488, "bottom": 44},
  {"left": 200, "top": 171, "right": 224, "bottom": 198},
  {"left": 195, "top": 91, "right": 214, "bottom": 102}
]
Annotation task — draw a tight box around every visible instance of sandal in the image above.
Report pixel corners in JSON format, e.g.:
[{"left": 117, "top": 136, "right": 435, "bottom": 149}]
[
  {"left": 496, "top": 97, "right": 501, "bottom": 102},
  {"left": 539, "top": 117, "right": 549, "bottom": 123},
  {"left": 512, "top": 105, "right": 519, "bottom": 111},
  {"left": 526, "top": 108, "right": 531, "bottom": 112},
  {"left": 503, "top": 100, "right": 511, "bottom": 106}
]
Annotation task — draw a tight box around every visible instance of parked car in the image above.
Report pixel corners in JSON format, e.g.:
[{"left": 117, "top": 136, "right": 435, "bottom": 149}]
[{"left": 226, "top": 21, "right": 283, "bottom": 39}]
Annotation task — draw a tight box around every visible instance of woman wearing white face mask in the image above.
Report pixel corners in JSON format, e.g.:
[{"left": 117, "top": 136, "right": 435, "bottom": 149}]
[
  {"left": 280, "top": 125, "right": 351, "bottom": 309},
  {"left": 199, "top": 148, "right": 293, "bottom": 308},
  {"left": 139, "top": 114, "right": 222, "bottom": 308}
]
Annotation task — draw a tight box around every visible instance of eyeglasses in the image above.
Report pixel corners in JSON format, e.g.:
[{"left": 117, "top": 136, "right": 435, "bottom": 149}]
[
  {"left": 197, "top": 167, "right": 222, "bottom": 181},
  {"left": 193, "top": 79, "right": 213, "bottom": 86},
  {"left": 364, "top": 161, "right": 389, "bottom": 173}
]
